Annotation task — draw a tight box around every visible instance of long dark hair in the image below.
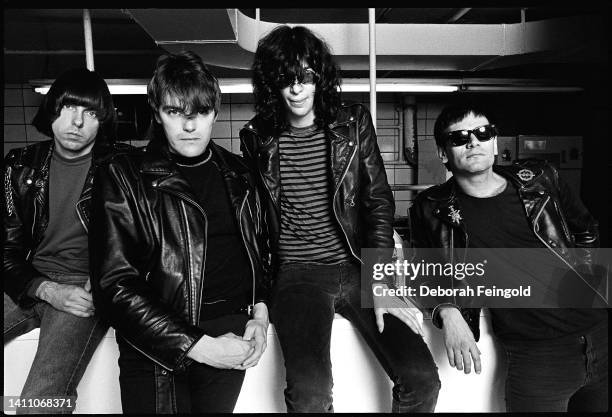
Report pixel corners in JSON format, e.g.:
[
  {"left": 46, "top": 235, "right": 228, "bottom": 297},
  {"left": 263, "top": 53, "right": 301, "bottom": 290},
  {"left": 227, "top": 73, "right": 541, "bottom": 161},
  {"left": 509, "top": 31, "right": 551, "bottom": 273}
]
[
  {"left": 32, "top": 68, "right": 117, "bottom": 143},
  {"left": 252, "top": 25, "right": 342, "bottom": 133}
]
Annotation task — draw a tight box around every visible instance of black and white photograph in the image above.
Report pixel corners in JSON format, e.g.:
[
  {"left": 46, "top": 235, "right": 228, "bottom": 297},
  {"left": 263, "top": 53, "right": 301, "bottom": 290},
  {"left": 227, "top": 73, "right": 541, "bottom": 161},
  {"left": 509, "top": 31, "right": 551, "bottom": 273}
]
[{"left": 3, "top": 6, "right": 609, "bottom": 414}]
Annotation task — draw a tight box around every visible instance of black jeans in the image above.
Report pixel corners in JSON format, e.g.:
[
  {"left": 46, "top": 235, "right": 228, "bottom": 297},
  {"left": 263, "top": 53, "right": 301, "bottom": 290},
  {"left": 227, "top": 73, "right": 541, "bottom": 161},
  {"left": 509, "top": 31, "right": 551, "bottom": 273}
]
[
  {"left": 271, "top": 262, "right": 440, "bottom": 413},
  {"left": 502, "top": 321, "right": 608, "bottom": 412},
  {"left": 117, "top": 313, "right": 249, "bottom": 414}
]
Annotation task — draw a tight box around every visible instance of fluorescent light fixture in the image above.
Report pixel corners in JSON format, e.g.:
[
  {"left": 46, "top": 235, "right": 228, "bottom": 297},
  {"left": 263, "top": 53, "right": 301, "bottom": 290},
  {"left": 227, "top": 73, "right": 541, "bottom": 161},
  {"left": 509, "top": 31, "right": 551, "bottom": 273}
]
[
  {"left": 35, "top": 85, "right": 147, "bottom": 95},
  {"left": 33, "top": 78, "right": 458, "bottom": 95},
  {"left": 463, "top": 85, "right": 583, "bottom": 92},
  {"left": 340, "top": 83, "right": 458, "bottom": 92}
]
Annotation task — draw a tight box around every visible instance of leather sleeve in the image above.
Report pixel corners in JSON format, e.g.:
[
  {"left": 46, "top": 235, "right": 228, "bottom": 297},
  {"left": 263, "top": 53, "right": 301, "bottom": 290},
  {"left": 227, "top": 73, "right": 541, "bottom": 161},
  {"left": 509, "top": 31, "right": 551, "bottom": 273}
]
[
  {"left": 251, "top": 172, "right": 273, "bottom": 305},
  {"left": 89, "top": 158, "right": 205, "bottom": 373},
  {"left": 240, "top": 127, "right": 274, "bottom": 304},
  {"left": 3, "top": 151, "right": 48, "bottom": 308},
  {"left": 553, "top": 167, "right": 599, "bottom": 248},
  {"left": 356, "top": 105, "right": 395, "bottom": 249},
  {"left": 409, "top": 193, "right": 480, "bottom": 341}
]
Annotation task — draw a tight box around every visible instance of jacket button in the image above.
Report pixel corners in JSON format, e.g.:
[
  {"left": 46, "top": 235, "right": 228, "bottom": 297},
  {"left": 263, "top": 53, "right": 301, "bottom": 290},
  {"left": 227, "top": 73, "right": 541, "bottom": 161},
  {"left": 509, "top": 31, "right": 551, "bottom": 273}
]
[
  {"left": 539, "top": 190, "right": 545, "bottom": 195},
  {"left": 349, "top": 116, "right": 354, "bottom": 121},
  {"left": 349, "top": 141, "right": 354, "bottom": 146},
  {"left": 248, "top": 124, "right": 253, "bottom": 129},
  {"left": 26, "top": 178, "right": 33, "bottom": 185},
  {"left": 152, "top": 183, "right": 158, "bottom": 188},
  {"left": 161, "top": 369, "right": 167, "bottom": 375}
]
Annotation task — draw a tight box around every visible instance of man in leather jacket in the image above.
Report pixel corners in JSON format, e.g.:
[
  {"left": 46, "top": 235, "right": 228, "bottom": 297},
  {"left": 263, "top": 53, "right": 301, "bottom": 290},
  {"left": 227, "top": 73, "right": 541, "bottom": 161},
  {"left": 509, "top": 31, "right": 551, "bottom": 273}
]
[
  {"left": 410, "top": 100, "right": 607, "bottom": 412},
  {"left": 240, "top": 25, "right": 440, "bottom": 412},
  {"left": 89, "top": 51, "right": 271, "bottom": 413},
  {"left": 3, "top": 68, "right": 123, "bottom": 413}
]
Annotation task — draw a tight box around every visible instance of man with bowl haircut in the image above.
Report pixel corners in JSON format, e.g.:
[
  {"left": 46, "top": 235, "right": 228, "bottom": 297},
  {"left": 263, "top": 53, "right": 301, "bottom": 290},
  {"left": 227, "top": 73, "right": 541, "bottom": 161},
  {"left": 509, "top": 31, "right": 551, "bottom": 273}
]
[
  {"left": 90, "top": 51, "right": 271, "bottom": 413},
  {"left": 4, "top": 68, "right": 124, "bottom": 413},
  {"left": 410, "top": 99, "right": 607, "bottom": 411},
  {"left": 240, "top": 25, "right": 440, "bottom": 412}
]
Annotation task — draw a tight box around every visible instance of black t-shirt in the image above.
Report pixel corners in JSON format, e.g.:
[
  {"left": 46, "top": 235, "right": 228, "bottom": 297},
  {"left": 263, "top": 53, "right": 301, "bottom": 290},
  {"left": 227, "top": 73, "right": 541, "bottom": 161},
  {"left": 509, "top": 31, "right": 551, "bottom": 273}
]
[
  {"left": 456, "top": 180, "right": 606, "bottom": 341},
  {"left": 174, "top": 149, "right": 252, "bottom": 316}
]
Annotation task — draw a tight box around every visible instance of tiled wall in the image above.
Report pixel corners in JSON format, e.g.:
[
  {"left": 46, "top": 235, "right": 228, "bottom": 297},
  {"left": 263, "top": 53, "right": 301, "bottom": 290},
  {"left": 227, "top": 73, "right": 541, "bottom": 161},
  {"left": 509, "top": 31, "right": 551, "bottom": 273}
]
[{"left": 4, "top": 85, "right": 438, "bottom": 218}]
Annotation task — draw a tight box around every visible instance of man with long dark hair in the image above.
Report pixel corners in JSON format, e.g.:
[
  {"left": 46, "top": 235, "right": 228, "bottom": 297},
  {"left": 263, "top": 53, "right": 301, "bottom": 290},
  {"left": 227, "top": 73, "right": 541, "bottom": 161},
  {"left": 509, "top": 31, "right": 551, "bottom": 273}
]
[
  {"left": 90, "top": 51, "right": 271, "bottom": 413},
  {"left": 3, "top": 68, "right": 124, "bottom": 413},
  {"left": 240, "top": 25, "right": 440, "bottom": 412}
]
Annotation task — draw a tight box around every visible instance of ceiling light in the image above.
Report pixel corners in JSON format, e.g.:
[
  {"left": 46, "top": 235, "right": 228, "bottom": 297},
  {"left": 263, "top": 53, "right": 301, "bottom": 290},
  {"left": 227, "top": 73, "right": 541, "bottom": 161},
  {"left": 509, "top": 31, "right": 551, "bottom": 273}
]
[
  {"left": 33, "top": 78, "right": 459, "bottom": 95},
  {"left": 340, "top": 83, "right": 458, "bottom": 93}
]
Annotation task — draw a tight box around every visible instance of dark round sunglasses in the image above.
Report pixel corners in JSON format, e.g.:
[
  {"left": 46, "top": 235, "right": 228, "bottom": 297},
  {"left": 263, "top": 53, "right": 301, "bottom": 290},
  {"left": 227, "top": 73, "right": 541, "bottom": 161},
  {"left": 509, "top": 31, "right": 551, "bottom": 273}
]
[
  {"left": 275, "top": 69, "right": 318, "bottom": 89},
  {"left": 445, "top": 124, "right": 498, "bottom": 147}
]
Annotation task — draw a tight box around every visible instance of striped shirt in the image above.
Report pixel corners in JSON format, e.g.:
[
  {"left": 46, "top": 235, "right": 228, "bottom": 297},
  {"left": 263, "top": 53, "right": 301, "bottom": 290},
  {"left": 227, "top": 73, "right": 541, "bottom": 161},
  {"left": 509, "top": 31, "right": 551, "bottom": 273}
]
[{"left": 278, "top": 124, "right": 352, "bottom": 264}]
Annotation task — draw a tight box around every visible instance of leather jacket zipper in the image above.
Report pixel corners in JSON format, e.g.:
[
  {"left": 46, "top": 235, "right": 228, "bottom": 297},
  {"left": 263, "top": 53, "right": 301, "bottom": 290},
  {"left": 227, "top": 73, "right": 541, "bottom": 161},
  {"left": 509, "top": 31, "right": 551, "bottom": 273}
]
[
  {"left": 157, "top": 187, "right": 208, "bottom": 325},
  {"left": 76, "top": 196, "right": 89, "bottom": 233},
  {"left": 122, "top": 337, "right": 173, "bottom": 371},
  {"left": 331, "top": 141, "right": 361, "bottom": 263},
  {"left": 238, "top": 189, "right": 257, "bottom": 311}
]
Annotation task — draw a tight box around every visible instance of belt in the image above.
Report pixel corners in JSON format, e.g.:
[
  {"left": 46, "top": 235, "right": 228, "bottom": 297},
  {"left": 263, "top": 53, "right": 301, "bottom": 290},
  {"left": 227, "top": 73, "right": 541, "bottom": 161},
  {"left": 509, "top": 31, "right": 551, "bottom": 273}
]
[{"left": 200, "top": 296, "right": 254, "bottom": 321}]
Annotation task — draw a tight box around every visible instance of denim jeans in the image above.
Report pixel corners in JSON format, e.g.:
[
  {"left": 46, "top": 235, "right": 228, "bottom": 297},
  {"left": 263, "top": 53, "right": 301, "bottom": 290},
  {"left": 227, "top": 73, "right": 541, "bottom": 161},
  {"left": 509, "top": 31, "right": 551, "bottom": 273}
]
[
  {"left": 271, "top": 262, "right": 440, "bottom": 413},
  {"left": 117, "top": 313, "right": 250, "bottom": 414},
  {"left": 3, "top": 273, "right": 108, "bottom": 414},
  {"left": 502, "top": 321, "right": 608, "bottom": 412}
]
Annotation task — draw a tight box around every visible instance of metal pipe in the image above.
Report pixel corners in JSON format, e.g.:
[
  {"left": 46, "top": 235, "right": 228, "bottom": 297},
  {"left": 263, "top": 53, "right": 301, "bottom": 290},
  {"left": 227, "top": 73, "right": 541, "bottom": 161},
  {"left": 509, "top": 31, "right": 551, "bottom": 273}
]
[
  {"left": 368, "top": 8, "right": 377, "bottom": 131},
  {"left": 447, "top": 8, "right": 471, "bottom": 23},
  {"left": 83, "top": 9, "right": 94, "bottom": 70}
]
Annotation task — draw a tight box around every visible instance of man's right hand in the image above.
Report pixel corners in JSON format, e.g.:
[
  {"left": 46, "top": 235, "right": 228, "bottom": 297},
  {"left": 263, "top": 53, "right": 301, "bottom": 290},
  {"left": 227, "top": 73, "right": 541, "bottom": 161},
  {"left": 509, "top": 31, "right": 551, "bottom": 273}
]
[
  {"left": 36, "top": 281, "right": 95, "bottom": 317},
  {"left": 187, "top": 333, "right": 255, "bottom": 369},
  {"left": 439, "top": 307, "right": 482, "bottom": 374}
]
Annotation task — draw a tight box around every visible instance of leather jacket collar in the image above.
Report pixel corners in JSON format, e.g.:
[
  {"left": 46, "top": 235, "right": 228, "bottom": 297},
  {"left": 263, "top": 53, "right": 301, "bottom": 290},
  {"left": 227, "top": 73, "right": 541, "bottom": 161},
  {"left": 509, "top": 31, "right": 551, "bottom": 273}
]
[{"left": 424, "top": 164, "right": 547, "bottom": 230}]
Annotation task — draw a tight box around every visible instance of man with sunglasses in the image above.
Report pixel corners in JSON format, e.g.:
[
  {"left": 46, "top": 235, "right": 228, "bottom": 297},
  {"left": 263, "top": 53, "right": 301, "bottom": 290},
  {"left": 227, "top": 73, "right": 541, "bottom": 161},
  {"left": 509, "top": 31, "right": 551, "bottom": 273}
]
[
  {"left": 410, "top": 100, "right": 607, "bottom": 412},
  {"left": 240, "top": 25, "right": 440, "bottom": 413}
]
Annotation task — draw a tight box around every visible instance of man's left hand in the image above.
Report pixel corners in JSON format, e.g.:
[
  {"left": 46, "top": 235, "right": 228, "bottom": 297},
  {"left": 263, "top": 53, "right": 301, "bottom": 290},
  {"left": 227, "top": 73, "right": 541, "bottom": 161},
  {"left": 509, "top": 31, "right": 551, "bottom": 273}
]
[
  {"left": 373, "top": 284, "right": 424, "bottom": 336},
  {"left": 235, "top": 302, "right": 269, "bottom": 370}
]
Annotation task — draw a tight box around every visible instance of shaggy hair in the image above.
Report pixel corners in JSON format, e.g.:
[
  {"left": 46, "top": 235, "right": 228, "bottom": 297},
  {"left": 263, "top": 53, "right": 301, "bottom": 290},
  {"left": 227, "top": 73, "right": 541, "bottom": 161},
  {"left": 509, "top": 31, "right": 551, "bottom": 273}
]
[{"left": 251, "top": 25, "right": 342, "bottom": 132}]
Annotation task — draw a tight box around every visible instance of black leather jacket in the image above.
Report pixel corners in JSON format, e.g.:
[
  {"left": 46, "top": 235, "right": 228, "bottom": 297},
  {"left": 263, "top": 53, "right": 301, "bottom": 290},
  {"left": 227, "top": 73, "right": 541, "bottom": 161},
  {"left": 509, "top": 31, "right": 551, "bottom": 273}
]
[
  {"left": 89, "top": 140, "right": 270, "bottom": 375},
  {"left": 239, "top": 103, "right": 395, "bottom": 270},
  {"left": 410, "top": 160, "right": 599, "bottom": 341},
  {"left": 3, "top": 139, "right": 131, "bottom": 308}
]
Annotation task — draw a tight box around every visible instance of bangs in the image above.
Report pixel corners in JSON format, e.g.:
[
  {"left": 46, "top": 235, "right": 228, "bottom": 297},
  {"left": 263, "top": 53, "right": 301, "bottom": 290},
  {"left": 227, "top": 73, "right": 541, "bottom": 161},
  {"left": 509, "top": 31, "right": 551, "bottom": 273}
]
[
  {"left": 161, "top": 84, "right": 218, "bottom": 115},
  {"left": 56, "top": 90, "right": 109, "bottom": 121},
  {"left": 267, "top": 28, "right": 320, "bottom": 78}
]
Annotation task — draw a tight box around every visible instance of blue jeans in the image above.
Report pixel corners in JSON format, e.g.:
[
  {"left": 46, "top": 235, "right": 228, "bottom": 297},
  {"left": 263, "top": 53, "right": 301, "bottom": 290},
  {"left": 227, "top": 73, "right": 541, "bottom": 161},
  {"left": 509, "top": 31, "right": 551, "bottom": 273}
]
[
  {"left": 502, "top": 321, "right": 608, "bottom": 412},
  {"left": 3, "top": 273, "right": 108, "bottom": 414},
  {"left": 271, "top": 262, "right": 440, "bottom": 413}
]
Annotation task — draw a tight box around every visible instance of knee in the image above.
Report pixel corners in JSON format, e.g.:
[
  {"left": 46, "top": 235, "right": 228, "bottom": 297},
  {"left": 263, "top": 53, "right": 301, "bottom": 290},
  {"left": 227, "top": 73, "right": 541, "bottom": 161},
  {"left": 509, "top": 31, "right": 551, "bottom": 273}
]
[
  {"left": 393, "top": 365, "right": 441, "bottom": 402},
  {"left": 284, "top": 380, "right": 333, "bottom": 413}
]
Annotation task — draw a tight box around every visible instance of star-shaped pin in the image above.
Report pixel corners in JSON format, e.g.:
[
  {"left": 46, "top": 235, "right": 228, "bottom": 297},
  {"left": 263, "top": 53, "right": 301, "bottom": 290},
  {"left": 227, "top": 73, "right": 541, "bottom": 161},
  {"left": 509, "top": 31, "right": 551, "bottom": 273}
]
[{"left": 448, "top": 205, "right": 462, "bottom": 224}]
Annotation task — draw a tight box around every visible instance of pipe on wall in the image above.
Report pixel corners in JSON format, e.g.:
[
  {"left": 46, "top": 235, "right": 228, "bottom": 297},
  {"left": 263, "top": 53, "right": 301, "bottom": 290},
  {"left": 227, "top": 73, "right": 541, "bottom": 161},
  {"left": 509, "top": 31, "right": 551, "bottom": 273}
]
[
  {"left": 368, "top": 8, "right": 377, "bottom": 131},
  {"left": 83, "top": 9, "right": 95, "bottom": 70}
]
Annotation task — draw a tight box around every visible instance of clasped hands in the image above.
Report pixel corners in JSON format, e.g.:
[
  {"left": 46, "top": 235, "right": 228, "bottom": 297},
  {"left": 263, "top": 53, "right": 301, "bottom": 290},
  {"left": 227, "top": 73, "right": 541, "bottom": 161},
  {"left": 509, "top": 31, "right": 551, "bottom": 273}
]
[{"left": 187, "top": 302, "right": 269, "bottom": 370}]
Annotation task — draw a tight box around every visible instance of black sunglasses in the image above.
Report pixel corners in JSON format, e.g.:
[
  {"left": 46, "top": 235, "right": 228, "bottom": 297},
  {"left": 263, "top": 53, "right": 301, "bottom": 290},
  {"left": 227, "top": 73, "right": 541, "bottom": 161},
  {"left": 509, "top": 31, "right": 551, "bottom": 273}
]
[
  {"left": 445, "top": 124, "right": 498, "bottom": 147},
  {"left": 275, "top": 69, "right": 318, "bottom": 88}
]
